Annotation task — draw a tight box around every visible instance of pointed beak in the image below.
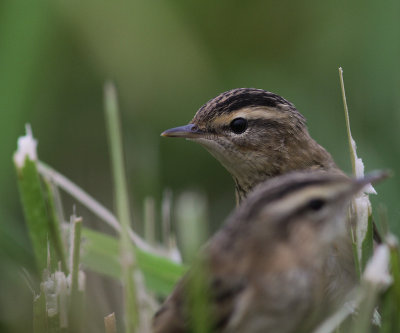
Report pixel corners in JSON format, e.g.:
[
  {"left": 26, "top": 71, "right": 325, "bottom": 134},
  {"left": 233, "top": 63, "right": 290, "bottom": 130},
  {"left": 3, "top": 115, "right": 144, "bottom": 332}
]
[
  {"left": 161, "top": 124, "right": 205, "bottom": 139},
  {"left": 350, "top": 170, "right": 390, "bottom": 195}
]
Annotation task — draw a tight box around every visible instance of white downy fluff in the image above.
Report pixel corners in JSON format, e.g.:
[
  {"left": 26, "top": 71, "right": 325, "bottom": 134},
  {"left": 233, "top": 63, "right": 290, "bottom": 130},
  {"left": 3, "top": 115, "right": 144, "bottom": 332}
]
[
  {"left": 363, "top": 244, "right": 392, "bottom": 290},
  {"left": 14, "top": 124, "right": 38, "bottom": 168},
  {"left": 348, "top": 117, "right": 376, "bottom": 262}
]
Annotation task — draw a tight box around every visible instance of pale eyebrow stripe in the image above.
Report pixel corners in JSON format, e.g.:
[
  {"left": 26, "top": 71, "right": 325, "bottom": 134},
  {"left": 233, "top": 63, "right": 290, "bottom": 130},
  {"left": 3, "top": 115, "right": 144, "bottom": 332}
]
[
  {"left": 265, "top": 182, "right": 347, "bottom": 217},
  {"left": 212, "top": 107, "right": 288, "bottom": 127}
]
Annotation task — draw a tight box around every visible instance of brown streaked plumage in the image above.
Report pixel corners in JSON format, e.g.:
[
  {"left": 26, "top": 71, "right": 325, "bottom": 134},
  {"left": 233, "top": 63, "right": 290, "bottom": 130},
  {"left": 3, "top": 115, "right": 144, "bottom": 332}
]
[
  {"left": 153, "top": 171, "right": 386, "bottom": 333},
  {"left": 161, "top": 88, "right": 359, "bottom": 321},
  {"left": 160, "top": 88, "right": 380, "bottom": 326},
  {"left": 162, "top": 88, "right": 340, "bottom": 203}
]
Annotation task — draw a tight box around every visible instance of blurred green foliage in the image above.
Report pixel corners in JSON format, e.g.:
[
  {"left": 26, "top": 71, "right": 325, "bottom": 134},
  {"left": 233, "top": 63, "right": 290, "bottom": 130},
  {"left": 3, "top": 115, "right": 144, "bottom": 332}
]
[{"left": 1, "top": 0, "right": 399, "bottom": 332}]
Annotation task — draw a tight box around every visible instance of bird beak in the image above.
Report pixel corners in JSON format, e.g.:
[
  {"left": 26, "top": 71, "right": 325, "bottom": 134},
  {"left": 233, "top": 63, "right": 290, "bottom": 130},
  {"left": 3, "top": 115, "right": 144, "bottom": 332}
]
[
  {"left": 350, "top": 170, "right": 390, "bottom": 195},
  {"left": 161, "top": 124, "right": 205, "bottom": 138}
]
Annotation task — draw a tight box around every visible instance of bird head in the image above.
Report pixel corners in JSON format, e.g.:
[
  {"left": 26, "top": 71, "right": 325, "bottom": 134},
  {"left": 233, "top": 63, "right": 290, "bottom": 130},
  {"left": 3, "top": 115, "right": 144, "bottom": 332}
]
[
  {"left": 231, "top": 170, "right": 388, "bottom": 248},
  {"left": 162, "top": 88, "right": 338, "bottom": 203}
]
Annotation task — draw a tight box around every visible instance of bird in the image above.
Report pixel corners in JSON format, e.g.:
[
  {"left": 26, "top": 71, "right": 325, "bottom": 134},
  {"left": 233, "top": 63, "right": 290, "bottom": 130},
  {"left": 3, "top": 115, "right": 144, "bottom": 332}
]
[
  {"left": 161, "top": 88, "right": 358, "bottom": 301},
  {"left": 161, "top": 88, "right": 342, "bottom": 204},
  {"left": 153, "top": 171, "right": 386, "bottom": 333}
]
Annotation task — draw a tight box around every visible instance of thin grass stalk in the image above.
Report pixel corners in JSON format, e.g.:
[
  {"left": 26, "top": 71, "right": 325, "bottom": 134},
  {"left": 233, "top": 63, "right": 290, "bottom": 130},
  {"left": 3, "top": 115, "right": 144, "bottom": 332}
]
[
  {"left": 386, "top": 236, "right": 400, "bottom": 331},
  {"left": 37, "top": 161, "right": 165, "bottom": 257},
  {"left": 44, "top": 180, "right": 68, "bottom": 273},
  {"left": 350, "top": 228, "right": 361, "bottom": 279},
  {"left": 187, "top": 262, "right": 213, "bottom": 333},
  {"left": 161, "top": 189, "right": 172, "bottom": 249},
  {"left": 339, "top": 66, "right": 374, "bottom": 273},
  {"left": 388, "top": 238, "right": 400, "bottom": 308},
  {"left": 350, "top": 284, "right": 380, "bottom": 333},
  {"left": 379, "top": 235, "right": 400, "bottom": 332},
  {"left": 69, "top": 216, "right": 83, "bottom": 333},
  {"left": 104, "top": 82, "right": 139, "bottom": 332},
  {"left": 338, "top": 67, "right": 356, "bottom": 174},
  {"left": 70, "top": 216, "right": 82, "bottom": 295},
  {"left": 176, "top": 192, "right": 208, "bottom": 263},
  {"left": 361, "top": 215, "right": 375, "bottom": 272},
  {"left": 55, "top": 271, "right": 68, "bottom": 330},
  {"left": 175, "top": 192, "right": 211, "bottom": 331},
  {"left": 33, "top": 289, "right": 47, "bottom": 333},
  {"left": 144, "top": 197, "right": 155, "bottom": 245},
  {"left": 105, "top": 313, "right": 117, "bottom": 333},
  {"left": 49, "top": 178, "right": 66, "bottom": 229},
  {"left": 312, "top": 288, "right": 363, "bottom": 333}
]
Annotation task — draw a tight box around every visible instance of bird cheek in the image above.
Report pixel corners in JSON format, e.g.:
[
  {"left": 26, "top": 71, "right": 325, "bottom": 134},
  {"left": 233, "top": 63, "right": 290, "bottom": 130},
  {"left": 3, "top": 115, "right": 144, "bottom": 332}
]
[
  {"left": 316, "top": 211, "right": 347, "bottom": 244},
  {"left": 230, "top": 135, "right": 256, "bottom": 151}
]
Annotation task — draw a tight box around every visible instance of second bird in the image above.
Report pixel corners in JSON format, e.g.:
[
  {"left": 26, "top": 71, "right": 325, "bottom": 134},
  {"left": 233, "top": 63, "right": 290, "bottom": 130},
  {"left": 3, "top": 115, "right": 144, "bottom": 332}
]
[{"left": 153, "top": 171, "right": 385, "bottom": 333}]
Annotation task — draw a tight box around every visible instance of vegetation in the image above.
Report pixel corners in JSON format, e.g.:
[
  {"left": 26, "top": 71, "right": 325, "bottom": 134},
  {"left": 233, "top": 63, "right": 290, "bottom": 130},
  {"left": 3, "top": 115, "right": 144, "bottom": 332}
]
[
  {"left": 12, "top": 77, "right": 400, "bottom": 332},
  {"left": 1, "top": 2, "right": 398, "bottom": 332}
]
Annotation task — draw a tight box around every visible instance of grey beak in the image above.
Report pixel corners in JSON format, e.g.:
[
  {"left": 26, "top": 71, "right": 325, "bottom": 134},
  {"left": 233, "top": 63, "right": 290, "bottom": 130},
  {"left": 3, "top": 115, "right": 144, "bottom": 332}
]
[
  {"left": 351, "top": 170, "right": 390, "bottom": 194},
  {"left": 161, "top": 124, "right": 204, "bottom": 138}
]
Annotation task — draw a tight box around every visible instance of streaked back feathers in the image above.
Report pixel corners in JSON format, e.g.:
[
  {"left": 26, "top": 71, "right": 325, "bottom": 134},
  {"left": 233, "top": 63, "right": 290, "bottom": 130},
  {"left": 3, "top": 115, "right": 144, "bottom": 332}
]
[{"left": 153, "top": 171, "right": 380, "bottom": 333}]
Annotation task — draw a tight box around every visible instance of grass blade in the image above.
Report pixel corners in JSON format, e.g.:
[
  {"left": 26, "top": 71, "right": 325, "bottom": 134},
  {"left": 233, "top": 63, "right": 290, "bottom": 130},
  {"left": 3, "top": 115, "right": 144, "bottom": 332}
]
[
  {"left": 69, "top": 216, "right": 84, "bottom": 333},
  {"left": 338, "top": 67, "right": 376, "bottom": 272},
  {"left": 44, "top": 179, "right": 68, "bottom": 273},
  {"left": 33, "top": 290, "right": 47, "bottom": 333},
  {"left": 104, "top": 82, "right": 139, "bottom": 332},
  {"left": 37, "top": 161, "right": 174, "bottom": 258},
  {"left": 14, "top": 128, "right": 49, "bottom": 274},
  {"left": 105, "top": 313, "right": 117, "bottom": 333},
  {"left": 80, "top": 227, "right": 186, "bottom": 297},
  {"left": 338, "top": 67, "right": 356, "bottom": 174},
  {"left": 361, "top": 215, "right": 374, "bottom": 272}
]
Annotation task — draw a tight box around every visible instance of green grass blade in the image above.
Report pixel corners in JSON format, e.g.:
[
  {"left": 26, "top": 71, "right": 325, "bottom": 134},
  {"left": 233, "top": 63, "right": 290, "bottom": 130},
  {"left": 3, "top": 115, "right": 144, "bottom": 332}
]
[
  {"left": 70, "top": 216, "right": 82, "bottom": 295},
  {"left": 312, "top": 288, "right": 362, "bottom": 333},
  {"left": 104, "top": 82, "right": 139, "bottom": 332},
  {"left": 350, "top": 284, "right": 379, "bottom": 333},
  {"left": 380, "top": 236, "right": 400, "bottom": 332},
  {"left": 175, "top": 192, "right": 208, "bottom": 263},
  {"left": 37, "top": 161, "right": 173, "bottom": 257},
  {"left": 80, "top": 228, "right": 121, "bottom": 279},
  {"left": 380, "top": 285, "right": 396, "bottom": 333},
  {"left": 388, "top": 237, "right": 400, "bottom": 308},
  {"left": 338, "top": 67, "right": 356, "bottom": 174},
  {"left": 351, "top": 229, "right": 361, "bottom": 279},
  {"left": 69, "top": 216, "right": 84, "bottom": 333},
  {"left": 44, "top": 180, "right": 68, "bottom": 273},
  {"left": 15, "top": 157, "right": 50, "bottom": 273},
  {"left": 81, "top": 227, "right": 186, "bottom": 297},
  {"left": 15, "top": 129, "right": 68, "bottom": 274},
  {"left": 187, "top": 261, "right": 213, "bottom": 333},
  {"left": 33, "top": 291, "right": 47, "bottom": 333},
  {"left": 361, "top": 215, "right": 374, "bottom": 272},
  {"left": 144, "top": 197, "right": 156, "bottom": 245}
]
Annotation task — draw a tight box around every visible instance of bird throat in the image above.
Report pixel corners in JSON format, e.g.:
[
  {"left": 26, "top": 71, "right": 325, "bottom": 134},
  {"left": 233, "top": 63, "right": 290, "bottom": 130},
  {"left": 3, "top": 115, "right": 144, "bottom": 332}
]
[
  {"left": 233, "top": 172, "right": 274, "bottom": 205},
  {"left": 231, "top": 144, "right": 339, "bottom": 205}
]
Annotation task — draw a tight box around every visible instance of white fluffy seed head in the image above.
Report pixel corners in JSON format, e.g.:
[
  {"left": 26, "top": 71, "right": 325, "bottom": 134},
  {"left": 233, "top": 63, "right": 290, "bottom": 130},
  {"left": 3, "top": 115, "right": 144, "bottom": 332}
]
[
  {"left": 363, "top": 244, "right": 392, "bottom": 290},
  {"left": 14, "top": 124, "right": 38, "bottom": 168}
]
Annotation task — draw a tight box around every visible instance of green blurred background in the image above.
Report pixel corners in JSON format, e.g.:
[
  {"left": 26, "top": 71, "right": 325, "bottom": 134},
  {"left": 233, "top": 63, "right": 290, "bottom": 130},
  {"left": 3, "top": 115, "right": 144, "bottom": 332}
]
[{"left": 1, "top": 0, "right": 399, "bottom": 331}]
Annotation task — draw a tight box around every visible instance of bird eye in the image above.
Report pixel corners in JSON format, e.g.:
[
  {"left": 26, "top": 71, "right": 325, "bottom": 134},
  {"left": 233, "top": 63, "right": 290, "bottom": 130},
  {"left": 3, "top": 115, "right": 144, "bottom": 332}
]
[
  {"left": 307, "top": 198, "right": 326, "bottom": 211},
  {"left": 230, "top": 118, "right": 248, "bottom": 134}
]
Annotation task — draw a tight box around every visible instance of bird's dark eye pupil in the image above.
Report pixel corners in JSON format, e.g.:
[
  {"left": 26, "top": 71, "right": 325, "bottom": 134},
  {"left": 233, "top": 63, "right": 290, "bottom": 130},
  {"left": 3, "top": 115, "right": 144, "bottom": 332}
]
[
  {"left": 230, "top": 118, "right": 248, "bottom": 134},
  {"left": 308, "top": 198, "right": 325, "bottom": 211}
]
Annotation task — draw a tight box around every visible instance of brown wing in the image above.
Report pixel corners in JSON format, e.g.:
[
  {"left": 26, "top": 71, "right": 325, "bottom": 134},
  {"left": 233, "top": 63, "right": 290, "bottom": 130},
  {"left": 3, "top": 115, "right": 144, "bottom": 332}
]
[
  {"left": 152, "top": 265, "right": 247, "bottom": 333},
  {"left": 152, "top": 280, "right": 187, "bottom": 333}
]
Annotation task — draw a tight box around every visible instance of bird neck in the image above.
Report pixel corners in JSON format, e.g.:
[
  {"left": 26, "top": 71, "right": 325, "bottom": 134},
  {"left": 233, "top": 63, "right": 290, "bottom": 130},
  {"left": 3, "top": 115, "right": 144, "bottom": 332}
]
[{"left": 233, "top": 136, "right": 340, "bottom": 205}]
